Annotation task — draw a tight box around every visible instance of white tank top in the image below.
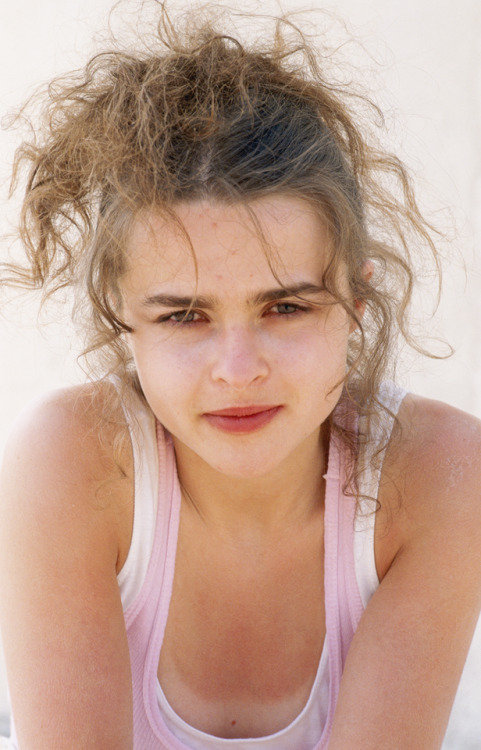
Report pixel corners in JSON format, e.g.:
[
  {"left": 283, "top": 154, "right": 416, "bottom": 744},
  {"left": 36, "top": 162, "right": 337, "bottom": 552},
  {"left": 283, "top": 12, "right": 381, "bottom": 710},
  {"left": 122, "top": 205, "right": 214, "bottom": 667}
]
[{"left": 115, "top": 382, "right": 406, "bottom": 750}]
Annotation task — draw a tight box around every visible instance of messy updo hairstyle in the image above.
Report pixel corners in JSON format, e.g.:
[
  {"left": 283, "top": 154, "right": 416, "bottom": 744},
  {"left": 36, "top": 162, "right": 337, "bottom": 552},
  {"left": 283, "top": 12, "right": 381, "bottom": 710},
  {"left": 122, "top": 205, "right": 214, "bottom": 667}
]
[{"left": 2, "top": 1, "right": 443, "bottom": 477}]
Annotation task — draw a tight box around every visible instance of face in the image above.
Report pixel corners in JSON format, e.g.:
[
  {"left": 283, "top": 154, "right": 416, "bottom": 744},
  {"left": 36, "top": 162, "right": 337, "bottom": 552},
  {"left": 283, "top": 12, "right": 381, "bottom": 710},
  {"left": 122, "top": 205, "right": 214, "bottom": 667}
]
[{"left": 121, "top": 196, "right": 353, "bottom": 480}]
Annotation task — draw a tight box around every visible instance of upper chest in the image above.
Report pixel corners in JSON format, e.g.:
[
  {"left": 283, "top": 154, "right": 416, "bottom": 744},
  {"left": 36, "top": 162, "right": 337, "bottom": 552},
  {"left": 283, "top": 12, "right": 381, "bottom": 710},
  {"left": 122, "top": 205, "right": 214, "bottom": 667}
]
[{"left": 156, "top": 506, "right": 327, "bottom": 737}]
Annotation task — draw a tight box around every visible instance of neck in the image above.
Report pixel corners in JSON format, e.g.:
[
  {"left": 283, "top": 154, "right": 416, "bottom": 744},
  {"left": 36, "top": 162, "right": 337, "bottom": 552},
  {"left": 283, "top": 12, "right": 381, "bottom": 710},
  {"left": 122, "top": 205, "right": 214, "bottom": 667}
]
[{"left": 173, "top": 424, "right": 329, "bottom": 539}]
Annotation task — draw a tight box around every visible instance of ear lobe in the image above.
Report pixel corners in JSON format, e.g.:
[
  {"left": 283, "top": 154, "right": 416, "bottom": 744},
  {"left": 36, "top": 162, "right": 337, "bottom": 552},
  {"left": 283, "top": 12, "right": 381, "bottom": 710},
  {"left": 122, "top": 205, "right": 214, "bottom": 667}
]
[{"left": 361, "top": 259, "right": 374, "bottom": 283}]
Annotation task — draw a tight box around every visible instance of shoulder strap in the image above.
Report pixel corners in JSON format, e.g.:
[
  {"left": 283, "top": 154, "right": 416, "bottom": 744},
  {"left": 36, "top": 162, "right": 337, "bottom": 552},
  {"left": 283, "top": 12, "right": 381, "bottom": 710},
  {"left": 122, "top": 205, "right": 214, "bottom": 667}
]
[{"left": 318, "top": 402, "right": 363, "bottom": 747}]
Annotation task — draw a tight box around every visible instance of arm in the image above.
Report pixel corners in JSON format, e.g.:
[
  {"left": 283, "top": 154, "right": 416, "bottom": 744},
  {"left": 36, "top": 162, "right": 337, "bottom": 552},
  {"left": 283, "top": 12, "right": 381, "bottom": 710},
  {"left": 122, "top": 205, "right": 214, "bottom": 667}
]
[
  {"left": 328, "top": 397, "right": 481, "bottom": 749},
  {"left": 0, "top": 386, "right": 134, "bottom": 750}
]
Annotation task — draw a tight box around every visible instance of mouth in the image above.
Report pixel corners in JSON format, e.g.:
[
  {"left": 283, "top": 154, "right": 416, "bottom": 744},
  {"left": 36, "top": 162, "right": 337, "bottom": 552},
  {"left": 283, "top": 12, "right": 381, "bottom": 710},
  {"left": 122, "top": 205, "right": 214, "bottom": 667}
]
[
  {"left": 202, "top": 405, "right": 282, "bottom": 433},
  {"left": 205, "top": 405, "right": 279, "bottom": 417}
]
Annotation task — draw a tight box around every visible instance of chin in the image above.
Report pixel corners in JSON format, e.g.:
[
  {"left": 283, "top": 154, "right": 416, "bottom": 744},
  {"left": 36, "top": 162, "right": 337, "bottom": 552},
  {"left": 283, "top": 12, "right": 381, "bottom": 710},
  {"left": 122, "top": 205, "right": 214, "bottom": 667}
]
[
  {"left": 205, "top": 448, "right": 293, "bottom": 481},
  {"left": 210, "top": 459, "right": 276, "bottom": 480}
]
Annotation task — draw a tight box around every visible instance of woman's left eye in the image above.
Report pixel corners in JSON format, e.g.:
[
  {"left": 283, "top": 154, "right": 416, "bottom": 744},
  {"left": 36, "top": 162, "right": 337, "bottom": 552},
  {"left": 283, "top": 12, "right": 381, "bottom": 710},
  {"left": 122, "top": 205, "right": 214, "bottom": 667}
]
[{"left": 269, "top": 302, "right": 307, "bottom": 316}]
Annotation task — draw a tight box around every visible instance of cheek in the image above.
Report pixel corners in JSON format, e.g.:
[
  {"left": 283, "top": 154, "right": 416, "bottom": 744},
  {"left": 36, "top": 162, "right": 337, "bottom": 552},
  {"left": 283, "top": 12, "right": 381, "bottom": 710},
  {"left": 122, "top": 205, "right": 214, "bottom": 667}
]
[
  {"left": 131, "top": 337, "right": 205, "bottom": 410},
  {"left": 130, "top": 330, "right": 197, "bottom": 370},
  {"left": 294, "top": 314, "right": 350, "bottom": 366}
]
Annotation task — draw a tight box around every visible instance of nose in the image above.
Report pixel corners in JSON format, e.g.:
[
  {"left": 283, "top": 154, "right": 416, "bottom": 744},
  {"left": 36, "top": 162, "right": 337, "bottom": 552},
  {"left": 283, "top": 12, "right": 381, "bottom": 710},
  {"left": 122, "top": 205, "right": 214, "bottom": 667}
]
[{"left": 210, "top": 326, "right": 270, "bottom": 389}]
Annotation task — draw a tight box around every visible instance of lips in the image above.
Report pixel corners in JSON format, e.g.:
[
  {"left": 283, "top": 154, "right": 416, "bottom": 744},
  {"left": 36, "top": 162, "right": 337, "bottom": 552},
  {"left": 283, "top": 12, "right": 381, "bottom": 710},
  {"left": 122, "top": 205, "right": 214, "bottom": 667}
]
[
  {"left": 202, "top": 405, "right": 282, "bottom": 433},
  {"left": 205, "top": 405, "right": 279, "bottom": 417}
]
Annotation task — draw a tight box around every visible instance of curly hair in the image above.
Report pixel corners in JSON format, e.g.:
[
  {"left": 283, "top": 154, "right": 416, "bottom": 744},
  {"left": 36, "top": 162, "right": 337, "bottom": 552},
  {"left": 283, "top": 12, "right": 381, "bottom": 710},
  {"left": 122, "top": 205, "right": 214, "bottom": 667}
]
[{"left": 2, "top": 1, "right": 443, "bottom": 481}]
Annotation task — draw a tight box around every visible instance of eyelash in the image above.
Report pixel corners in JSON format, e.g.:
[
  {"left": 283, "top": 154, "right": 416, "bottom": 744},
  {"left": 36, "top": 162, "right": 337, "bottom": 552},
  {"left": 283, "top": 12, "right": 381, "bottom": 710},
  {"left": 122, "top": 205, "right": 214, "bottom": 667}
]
[{"left": 155, "top": 302, "right": 310, "bottom": 326}]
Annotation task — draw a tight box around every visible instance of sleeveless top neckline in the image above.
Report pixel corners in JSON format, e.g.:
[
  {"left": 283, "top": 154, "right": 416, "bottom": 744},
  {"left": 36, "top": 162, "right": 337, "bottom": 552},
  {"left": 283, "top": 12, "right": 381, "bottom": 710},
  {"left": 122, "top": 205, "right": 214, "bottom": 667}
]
[{"left": 120, "top": 383, "right": 406, "bottom": 749}]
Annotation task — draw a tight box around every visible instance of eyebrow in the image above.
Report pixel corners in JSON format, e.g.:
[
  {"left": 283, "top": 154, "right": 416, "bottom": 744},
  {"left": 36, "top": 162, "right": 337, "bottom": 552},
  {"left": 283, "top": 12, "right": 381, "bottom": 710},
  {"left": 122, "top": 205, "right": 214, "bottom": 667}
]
[{"left": 141, "top": 283, "right": 326, "bottom": 309}]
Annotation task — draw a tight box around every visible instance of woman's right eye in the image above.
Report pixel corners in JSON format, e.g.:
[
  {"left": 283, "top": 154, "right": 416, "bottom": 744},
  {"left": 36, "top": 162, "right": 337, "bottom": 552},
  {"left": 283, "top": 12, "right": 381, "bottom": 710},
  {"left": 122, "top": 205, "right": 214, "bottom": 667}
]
[{"left": 156, "top": 310, "right": 204, "bottom": 325}]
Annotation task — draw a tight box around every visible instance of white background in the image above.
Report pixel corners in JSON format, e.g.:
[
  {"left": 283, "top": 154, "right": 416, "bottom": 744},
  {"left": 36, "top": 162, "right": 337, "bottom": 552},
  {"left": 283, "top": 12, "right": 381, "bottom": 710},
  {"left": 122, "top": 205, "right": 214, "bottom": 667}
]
[{"left": 0, "top": 1, "right": 480, "bottom": 746}]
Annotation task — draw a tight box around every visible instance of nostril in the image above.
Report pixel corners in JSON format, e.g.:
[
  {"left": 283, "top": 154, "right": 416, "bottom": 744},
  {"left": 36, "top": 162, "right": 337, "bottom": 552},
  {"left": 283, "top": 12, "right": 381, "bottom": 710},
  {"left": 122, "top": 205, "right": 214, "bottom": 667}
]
[{"left": 210, "top": 332, "right": 269, "bottom": 387}]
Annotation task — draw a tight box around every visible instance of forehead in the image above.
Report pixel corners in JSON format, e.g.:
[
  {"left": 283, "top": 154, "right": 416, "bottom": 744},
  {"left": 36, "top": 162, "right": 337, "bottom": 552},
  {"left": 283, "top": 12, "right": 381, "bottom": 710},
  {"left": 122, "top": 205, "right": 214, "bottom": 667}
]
[{"left": 124, "top": 196, "right": 332, "bottom": 292}]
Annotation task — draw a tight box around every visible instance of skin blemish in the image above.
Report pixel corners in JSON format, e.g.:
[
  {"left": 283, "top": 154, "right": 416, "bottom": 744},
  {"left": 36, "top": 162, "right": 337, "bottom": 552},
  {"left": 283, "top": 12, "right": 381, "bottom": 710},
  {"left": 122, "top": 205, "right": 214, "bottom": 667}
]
[{"left": 231, "top": 720, "right": 236, "bottom": 726}]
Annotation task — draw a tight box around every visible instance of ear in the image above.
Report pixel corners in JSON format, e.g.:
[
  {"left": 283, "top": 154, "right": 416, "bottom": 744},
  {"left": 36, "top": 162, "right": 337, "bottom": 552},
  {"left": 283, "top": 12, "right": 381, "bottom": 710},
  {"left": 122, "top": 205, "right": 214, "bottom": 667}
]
[{"left": 350, "top": 260, "right": 373, "bottom": 333}]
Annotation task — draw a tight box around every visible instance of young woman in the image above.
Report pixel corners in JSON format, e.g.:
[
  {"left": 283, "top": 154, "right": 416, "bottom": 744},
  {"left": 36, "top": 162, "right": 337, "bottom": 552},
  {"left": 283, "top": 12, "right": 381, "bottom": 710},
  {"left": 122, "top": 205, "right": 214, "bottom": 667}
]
[{"left": 1, "top": 5, "right": 480, "bottom": 749}]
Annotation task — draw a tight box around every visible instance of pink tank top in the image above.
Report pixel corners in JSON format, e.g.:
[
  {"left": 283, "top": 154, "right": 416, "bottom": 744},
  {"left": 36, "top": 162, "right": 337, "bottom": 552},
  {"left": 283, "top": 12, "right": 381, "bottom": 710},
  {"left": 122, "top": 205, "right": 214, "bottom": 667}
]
[{"left": 123, "top": 402, "right": 369, "bottom": 749}]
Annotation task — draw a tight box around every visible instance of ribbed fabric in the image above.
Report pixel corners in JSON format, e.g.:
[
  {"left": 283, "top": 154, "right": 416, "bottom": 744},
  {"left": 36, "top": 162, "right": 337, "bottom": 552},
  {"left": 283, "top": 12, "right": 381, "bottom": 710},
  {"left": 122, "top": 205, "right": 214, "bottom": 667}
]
[
  {"left": 320, "top": 414, "right": 365, "bottom": 747},
  {"left": 124, "top": 425, "right": 183, "bottom": 749}
]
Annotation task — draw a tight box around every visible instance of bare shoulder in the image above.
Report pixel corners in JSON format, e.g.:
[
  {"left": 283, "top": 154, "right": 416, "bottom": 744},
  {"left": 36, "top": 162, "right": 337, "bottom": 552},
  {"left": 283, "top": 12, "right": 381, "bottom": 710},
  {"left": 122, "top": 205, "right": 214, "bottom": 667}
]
[
  {"left": 399, "top": 391, "right": 481, "bottom": 451},
  {"left": 3, "top": 380, "right": 132, "bottom": 484},
  {"left": 4, "top": 380, "right": 129, "bottom": 465},
  {"left": 0, "top": 380, "right": 134, "bottom": 570},
  {"left": 0, "top": 384, "right": 135, "bottom": 747},
  {"left": 394, "top": 393, "right": 481, "bottom": 514},
  {"left": 375, "top": 393, "right": 481, "bottom": 578}
]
